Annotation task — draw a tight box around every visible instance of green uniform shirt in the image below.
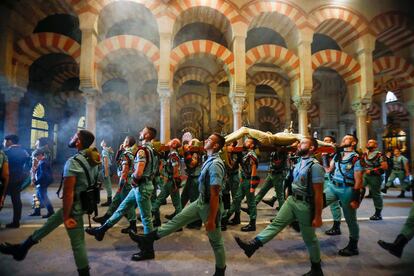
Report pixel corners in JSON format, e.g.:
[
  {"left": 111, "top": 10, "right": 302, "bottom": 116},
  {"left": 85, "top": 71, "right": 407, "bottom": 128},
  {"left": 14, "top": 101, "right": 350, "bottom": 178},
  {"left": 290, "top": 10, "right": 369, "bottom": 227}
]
[
  {"left": 362, "top": 150, "right": 386, "bottom": 170},
  {"left": 292, "top": 157, "right": 325, "bottom": 197},
  {"left": 63, "top": 149, "right": 99, "bottom": 216},
  {"left": 198, "top": 152, "right": 225, "bottom": 199},
  {"left": 134, "top": 142, "right": 156, "bottom": 178},
  {"left": 393, "top": 155, "right": 408, "bottom": 170}
]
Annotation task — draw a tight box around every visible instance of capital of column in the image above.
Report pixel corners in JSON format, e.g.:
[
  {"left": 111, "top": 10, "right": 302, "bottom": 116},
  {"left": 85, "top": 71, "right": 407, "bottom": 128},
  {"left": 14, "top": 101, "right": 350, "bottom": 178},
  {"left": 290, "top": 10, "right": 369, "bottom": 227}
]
[
  {"left": 293, "top": 96, "right": 311, "bottom": 111},
  {"left": 231, "top": 96, "right": 245, "bottom": 113},
  {"left": 158, "top": 87, "right": 172, "bottom": 102},
  {"left": 351, "top": 101, "right": 370, "bottom": 116},
  {"left": 82, "top": 88, "right": 98, "bottom": 104},
  {"left": 2, "top": 86, "right": 25, "bottom": 102}
]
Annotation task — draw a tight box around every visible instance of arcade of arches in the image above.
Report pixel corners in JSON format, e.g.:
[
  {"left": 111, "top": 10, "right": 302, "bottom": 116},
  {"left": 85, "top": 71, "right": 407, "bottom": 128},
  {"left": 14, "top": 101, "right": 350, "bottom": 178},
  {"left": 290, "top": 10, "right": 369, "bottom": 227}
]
[{"left": 0, "top": 0, "right": 413, "bottom": 166}]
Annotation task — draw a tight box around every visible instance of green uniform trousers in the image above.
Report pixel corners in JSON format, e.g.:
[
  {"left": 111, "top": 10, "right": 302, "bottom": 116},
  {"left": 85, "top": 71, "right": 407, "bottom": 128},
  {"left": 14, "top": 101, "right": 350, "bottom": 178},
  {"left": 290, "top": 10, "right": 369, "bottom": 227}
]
[
  {"left": 181, "top": 175, "right": 200, "bottom": 207},
  {"left": 256, "top": 196, "right": 321, "bottom": 263},
  {"left": 32, "top": 208, "right": 88, "bottom": 270},
  {"left": 363, "top": 174, "right": 383, "bottom": 210},
  {"left": 325, "top": 185, "right": 359, "bottom": 240},
  {"left": 157, "top": 197, "right": 226, "bottom": 269},
  {"left": 223, "top": 172, "right": 240, "bottom": 200},
  {"left": 106, "top": 183, "right": 136, "bottom": 221},
  {"left": 323, "top": 178, "right": 342, "bottom": 222},
  {"left": 152, "top": 179, "right": 182, "bottom": 215},
  {"left": 401, "top": 203, "right": 414, "bottom": 240},
  {"left": 102, "top": 174, "right": 112, "bottom": 198},
  {"left": 387, "top": 170, "right": 409, "bottom": 191},
  {"left": 255, "top": 172, "right": 285, "bottom": 207},
  {"left": 151, "top": 175, "right": 163, "bottom": 203},
  {"left": 106, "top": 180, "right": 154, "bottom": 234},
  {"left": 227, "top": 178, "right": 256, "bottom": 220}
]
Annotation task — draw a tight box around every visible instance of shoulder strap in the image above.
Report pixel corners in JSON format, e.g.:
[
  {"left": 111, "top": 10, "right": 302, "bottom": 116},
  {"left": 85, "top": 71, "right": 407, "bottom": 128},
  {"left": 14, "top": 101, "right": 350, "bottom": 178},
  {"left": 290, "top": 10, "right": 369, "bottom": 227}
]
[
  {"left": 306, "top": 160, "right": 316, "bottom": 197},
  {"left": 73, "top": 156, "right": 93, "bottom": 188}
]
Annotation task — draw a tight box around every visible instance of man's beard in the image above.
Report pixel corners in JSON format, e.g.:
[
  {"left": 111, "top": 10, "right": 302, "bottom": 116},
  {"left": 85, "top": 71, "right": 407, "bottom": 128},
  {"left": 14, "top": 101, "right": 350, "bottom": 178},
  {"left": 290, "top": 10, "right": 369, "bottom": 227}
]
[
  {"left": 68, "top": 140, "right": 77, "bottom": 148},
  {"left": 367, "top": 146, "right": 375, "bottom": 151},
  {"left": 297, "top": 149, "right": 310, "bottom": 156}
]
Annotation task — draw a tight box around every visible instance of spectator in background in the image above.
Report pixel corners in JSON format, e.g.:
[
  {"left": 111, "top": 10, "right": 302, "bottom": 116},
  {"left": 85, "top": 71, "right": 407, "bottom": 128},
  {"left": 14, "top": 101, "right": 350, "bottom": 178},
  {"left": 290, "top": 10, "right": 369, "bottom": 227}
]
[
  {"left": 3, "top": 134, "right": 30, "bottom": 228},
  {"left": 31, "top": 149, "right": 54, "bottom": 218}
]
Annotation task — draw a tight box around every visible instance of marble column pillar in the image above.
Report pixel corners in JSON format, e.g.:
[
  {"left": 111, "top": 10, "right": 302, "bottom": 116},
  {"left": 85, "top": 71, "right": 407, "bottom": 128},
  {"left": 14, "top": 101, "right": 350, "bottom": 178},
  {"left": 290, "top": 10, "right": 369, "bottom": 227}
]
[
  {"left": 294, "top": 96, "right": 311, "bottom": 136},
  {"left": 352, "top": 102, "right": 369, "bottom": 150}
]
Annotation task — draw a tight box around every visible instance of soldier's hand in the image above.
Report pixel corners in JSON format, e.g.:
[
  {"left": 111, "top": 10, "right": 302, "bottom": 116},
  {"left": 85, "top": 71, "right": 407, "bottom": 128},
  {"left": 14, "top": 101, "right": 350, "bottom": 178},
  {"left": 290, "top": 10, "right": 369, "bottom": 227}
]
[
  {"left": 64, "top": 218, "right": 78, "bottom": 229},
  {"left": 312, "top": 217, "right": 322, "bottom": 228},
  {"left": 205, "top": 220, "right": 216, "bottom": 232}
]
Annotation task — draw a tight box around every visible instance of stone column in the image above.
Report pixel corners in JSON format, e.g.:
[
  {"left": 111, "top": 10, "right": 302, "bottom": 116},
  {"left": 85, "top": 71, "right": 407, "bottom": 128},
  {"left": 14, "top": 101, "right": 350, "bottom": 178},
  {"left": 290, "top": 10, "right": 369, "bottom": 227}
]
[
  {"left": 285, "top": 86, "right": 292, "bottom": 128},
  {"left": 79, "top": 13, "right": 98, "bottom": 89},
  {"left": 247, "top": 84, "right": 255, "bottom": 126},
  {"left": 407, "top": 103, "right": 414, "bottom": 170},
  {"left": 231, "top": 96, "right": 244, "bottom": 132},
  {"left": 209, "top": 83, "right": 217, "bottom": 126},
  {"left": 83, "top": 90, "right": 97, "bottom": 136},
  {"left": 157, "top": 31, "right": 173, "bottom": 143},
  {"left": 297, "top": 29, "right": 314, "bottom": 99},
  {"left": 158, "top": 88, "right": 171, "bottom": 143},
  {"left": 294, "top": 96, "right": 311, "bottom": 136},
  {"left": 356, "top": 34, "right": 375, "bottom": 101},
  {"left": 352, "top": 102, "right": 369, "bottom": 150},
  {"left": 2, "top": 87, "right": 25, "bottom": 135}
]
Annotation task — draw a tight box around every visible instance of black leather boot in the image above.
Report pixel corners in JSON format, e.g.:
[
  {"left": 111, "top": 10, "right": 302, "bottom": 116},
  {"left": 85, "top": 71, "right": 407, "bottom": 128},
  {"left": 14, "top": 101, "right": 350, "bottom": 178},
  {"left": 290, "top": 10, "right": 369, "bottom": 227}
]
[
  {"left": 213, "top": 266, "right": 226, "bottom": 276},
  {"left": 29, "top": 208, "right": 41, "bottom": 216},
  {"left": 130, "top": 231, "right": 159, "bottom": 261},
  {"left": 241, "top": 219, "right": 256, "bottom": 232},
  {"left": 100, "top": 197, "right": 112, "bottom": 207},
  {"left": 338, "top": 237, "right": 359, "bottom": 256},
  {"left": 397, "top": 191, "right": 406, "bottom": 198},
  {"left": 92, "top": 213, "right": 110, "bottom": 225},
  {"left": 234, "top": 236, "right": 262, "bottom": 258},
  {"left": 303, "top": 261, "right": 324, "bottom": 276},
  {"left": 325, "top": 221, "right": 341, "bottom": 235},
  {"left": 262, "top": 197, "right": 276, "bottom": 207},
  {"left": 0, "top": 236, "right": 38, "bottom": 261},
  {"left": 121, "top": 220, "right": 137, "bottom": 234},
  {"left": 378, "top": 234, "right": 408, "bottom": 258},
  {"left": 222, "top": 194, "right": 231, "bottom": 210},
  {"left": 153, "top": 211, "right": 161, "bottom": 227},
  {"left": 77, "top": 266, "right": 90, "bottom": 276},
  {"left": 227, "top": 212, "right": 241, "bottom": 225},
  {"left": 85, "top": 223, "right": 111, "bottom": 241},
  {"left": 370, "top": 209, "right": 382, "bottom": 221}
]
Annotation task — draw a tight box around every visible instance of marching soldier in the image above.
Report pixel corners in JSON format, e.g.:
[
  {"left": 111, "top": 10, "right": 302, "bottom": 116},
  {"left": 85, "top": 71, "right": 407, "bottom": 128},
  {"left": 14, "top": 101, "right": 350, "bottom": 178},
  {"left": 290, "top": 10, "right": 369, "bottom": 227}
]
[
  {"left": 324, "top": 134, "right": 364, "bottom": 256},
  {"left": 384, "top": 148, "right": 411, "bottom": 198},
  {"left": 85, "top": 126, "right": 158, "bottom": 261},
  {"left": 129, "top": 133, "right": 227, "bottom": 275},
  {"left": 151, "top": 138, "right": 183, "bottom": 226},
  {"left": 0, "top": 130, "right": 100, "bottom": 275},
  {"left": 222, "top": 137, "right": 260, "bottom": 232},
  {"left": 100, "top": 140, "right": 114, "bottom": 207},
  {"left": 234, "top": 137, "right": 325, "bottom": 276},
  {"left": 361, "top": 139, "right": 388, "bottom": 220},
  {"left": 93, "top": 136, "right": 138, "bottom": 233}
]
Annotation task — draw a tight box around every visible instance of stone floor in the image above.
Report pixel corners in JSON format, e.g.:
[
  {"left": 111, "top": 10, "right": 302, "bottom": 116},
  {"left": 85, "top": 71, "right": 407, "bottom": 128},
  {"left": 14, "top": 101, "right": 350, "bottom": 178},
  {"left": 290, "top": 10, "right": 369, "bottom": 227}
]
[{"left": 0, "top": 185, "right": 413, "bottom": 276}]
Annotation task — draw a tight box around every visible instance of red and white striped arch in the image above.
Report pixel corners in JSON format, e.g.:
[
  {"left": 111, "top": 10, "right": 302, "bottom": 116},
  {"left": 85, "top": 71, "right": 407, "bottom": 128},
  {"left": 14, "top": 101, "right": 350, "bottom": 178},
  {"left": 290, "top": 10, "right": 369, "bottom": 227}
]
[
  {"left": 74, "top": 0, "right": 165, "bottom": 19},
  {"left": 97, "top": 93, "right": 129, "bottom": 109},
  {"left": 214, "top": 71, "right": 228, "bottom": 85},
  {"left": 373, "top": 56, "right": 414, "bottom": 90},
  {"left": 374, "top": 77, "right": 403, "bottom": 99},
  {"left": 170, "top": 40, "right": 234, "bottom": 80},
  {"left": 52, "top": 63, "right": 79, "bottom": 85},
  {"left": 176, "top": 93, "right": 210, "bottom": 111},
  {"left": 95, "top": 35, "right": 160, "bottom": 70},
  {"left": 216, "top": 114, "right": 230, "bottom": 125},
  {"left": 250, "top": 72, "right": 288, "bottom": 95},
  {"left": 371, "top": 11, "right": 414, "bottom": 54},
  {"left": 216, "top": 96, "right": 230, "bottom": 110},
  {"left": 169, "top": 0, "right": 244, "bottom": 24},
  {"left": 367, "top": 102, "right": 381, "bottom": 121},
  {"left": 241, "top": 0, "right": 309, "bottom": 30},
  {"left": 13, "top": 32, "right": 81, "bottom": 66},
  {"left": 255, "top": 97, "right": 285, "bottom": 119},
  {"left": 173, "top": 67, "right": 214, "bottom": 89},
  {"left": 259, "top": 115, "right": 281, "bottom": 129},
  {"left": 246, "top": 45, "right": 300, "bottom": 80},
  {"left": 309, "top": 6, "right": 369, "bottom": 49},
  {"left": 386, "top": 101, "right": 409, "bottom": 121},
  {"left": 312, "top": 50, "right": 361, "bottom": 86}
]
